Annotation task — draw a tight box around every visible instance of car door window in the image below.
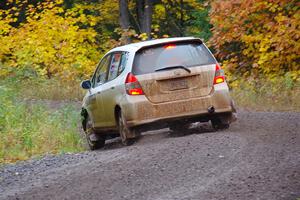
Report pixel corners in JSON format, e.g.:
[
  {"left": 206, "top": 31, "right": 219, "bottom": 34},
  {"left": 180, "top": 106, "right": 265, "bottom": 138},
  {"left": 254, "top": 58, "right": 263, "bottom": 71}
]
[
  {"left": 107, "top": 52, "right": 129, "bottom": 81},
  {"left": 108, "top": 53, "right": 122, "bottom": 81},
  {"left": 118, "top": 52, "right": 128, "bottom": 75},
  {"left": 92, "top": 55, "right": 111, "bottom": 87}
]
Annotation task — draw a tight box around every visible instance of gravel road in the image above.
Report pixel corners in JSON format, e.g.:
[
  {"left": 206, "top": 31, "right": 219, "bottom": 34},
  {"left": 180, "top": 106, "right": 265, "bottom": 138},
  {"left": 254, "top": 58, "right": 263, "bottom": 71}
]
[{"left": 0, "top": 111, "right": 299, "bottom": 200}]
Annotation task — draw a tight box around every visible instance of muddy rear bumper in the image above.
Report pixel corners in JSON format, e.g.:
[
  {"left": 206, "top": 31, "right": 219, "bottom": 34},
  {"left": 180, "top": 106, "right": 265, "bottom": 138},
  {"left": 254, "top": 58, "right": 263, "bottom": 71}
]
[
  {"left": 132, "top": 111, "right": 236, "bottom": 132},
  {"left": 121, "top": 83, "right": 235, "bottom": 127}
]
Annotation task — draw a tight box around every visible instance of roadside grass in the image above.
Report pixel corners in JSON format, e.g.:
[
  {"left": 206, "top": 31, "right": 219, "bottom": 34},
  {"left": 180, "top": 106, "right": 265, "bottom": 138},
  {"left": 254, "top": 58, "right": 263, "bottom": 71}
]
[
  {"left": 230, "top": 78, "right": 300, "bottom": 112},
  {"left": 0, "top": 78, "right": 85, "bottom": 164},
  {"left": 12, "top": 77, "right": 85, "bottom": 101},
  {"left": 0, "top": 76, "right": 299, "bottom": 164}
]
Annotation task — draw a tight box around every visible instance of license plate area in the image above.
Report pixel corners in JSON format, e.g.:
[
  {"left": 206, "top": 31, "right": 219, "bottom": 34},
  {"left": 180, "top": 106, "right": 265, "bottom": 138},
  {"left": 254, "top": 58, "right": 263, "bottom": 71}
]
[{"left": 166, "top": 78, "right": 188, "bottom": 91}]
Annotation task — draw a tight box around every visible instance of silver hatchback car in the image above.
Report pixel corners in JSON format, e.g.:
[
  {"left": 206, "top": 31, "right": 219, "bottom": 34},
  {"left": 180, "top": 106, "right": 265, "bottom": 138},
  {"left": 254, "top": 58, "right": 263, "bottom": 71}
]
[{"left": 81, "top": 37, "right": 236, "bottom": 150}]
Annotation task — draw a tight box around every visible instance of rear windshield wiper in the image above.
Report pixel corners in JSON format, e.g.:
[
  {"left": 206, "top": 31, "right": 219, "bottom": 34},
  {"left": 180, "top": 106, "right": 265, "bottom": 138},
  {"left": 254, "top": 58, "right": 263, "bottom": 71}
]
[{"left": 155, "top": 65, "right": 191, "bottom": 73}]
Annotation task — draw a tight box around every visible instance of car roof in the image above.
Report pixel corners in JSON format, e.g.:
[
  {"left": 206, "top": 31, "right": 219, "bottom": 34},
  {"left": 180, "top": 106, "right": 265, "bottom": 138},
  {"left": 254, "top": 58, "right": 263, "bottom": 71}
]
[{"left": 108, "top": 37, "right": 201, "bottom": 54}]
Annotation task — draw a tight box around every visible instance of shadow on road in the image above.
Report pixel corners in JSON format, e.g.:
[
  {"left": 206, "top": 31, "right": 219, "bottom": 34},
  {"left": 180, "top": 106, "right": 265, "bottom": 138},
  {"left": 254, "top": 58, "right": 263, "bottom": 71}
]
[{"left": 101, "top": 122, "right": 215, "bottom": 151}]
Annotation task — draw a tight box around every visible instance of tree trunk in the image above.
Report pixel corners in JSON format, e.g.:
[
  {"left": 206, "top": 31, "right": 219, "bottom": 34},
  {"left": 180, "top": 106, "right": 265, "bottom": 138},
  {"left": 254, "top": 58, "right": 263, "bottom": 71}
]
[
  {"left": 136, "top": 0, "right": 153, "bottom": 40},
  {"left": 119, "top": 0, "right": 131, "bottom": 44},
  {"left": 136, "top": 0, "right": 144, "bottom": 30},
  {"left": 179, "top": 0, "right": 184, "bottom": 36},
  {"left": 143, "top": 0, "right": 153, "bottom": 39}
]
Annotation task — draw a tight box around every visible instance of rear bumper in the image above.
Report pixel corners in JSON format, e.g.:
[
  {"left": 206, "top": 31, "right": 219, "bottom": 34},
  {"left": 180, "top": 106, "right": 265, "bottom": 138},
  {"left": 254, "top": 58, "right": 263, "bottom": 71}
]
[
  {"left": 121, "top": 83, "right": 235, "bottom": 127},
  {"left": 133, "top": 112, "right": 236, "bottom": 132}
]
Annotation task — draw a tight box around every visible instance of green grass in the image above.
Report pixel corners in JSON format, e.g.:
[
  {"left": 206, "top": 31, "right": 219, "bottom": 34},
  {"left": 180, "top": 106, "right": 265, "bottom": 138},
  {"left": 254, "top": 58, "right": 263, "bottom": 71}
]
[
  {"left": 0, "top": 79, "right": 85, "bottom": 164},
  {"left": 0, "top": 75, "right": 299, "bottom": 164},
  {"left": 230, "top": 78, "right": 300, "bottom": 112},
  {"left": 13, "top": 77, "right": 85, "bottom": 101}
]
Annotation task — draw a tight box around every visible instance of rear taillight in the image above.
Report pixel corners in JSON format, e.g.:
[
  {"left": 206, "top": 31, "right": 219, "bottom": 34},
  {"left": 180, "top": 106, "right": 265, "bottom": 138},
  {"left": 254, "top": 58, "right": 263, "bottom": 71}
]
[
  {"left": 125, "top": 73, "right": 144, "bottom": 95},
  {"left": 213, "top": 64, "right": 225, "bottom": 84}
]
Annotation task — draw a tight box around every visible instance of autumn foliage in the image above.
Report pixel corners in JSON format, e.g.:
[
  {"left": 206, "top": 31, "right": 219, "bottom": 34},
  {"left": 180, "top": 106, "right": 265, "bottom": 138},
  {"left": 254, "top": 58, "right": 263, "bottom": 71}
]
[
  {"left": 0, "top": 0, "right": 103, "bottom": 79},
  {"left": 0, "top": 0, "right": 299, "bottom": 84},
  {"left": 209, "top": 0, "right": 300, "bottom": 85}
]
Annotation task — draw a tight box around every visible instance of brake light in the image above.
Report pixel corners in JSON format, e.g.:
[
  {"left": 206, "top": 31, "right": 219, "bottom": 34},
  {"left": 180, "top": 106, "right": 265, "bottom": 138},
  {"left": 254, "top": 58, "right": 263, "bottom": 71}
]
[
  {"left": 125, "top": 73, "right": 144, "bottom": 95},
  {"left": 164, "top": 44, "right": 176, "bottom": 49},
  {"left": 213, "top": 64, "right": 225, "bottom": 84}
]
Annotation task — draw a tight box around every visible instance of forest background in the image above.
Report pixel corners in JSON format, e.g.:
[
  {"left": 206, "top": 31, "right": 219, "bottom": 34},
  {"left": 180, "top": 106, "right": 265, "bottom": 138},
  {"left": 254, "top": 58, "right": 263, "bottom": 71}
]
[{"left": 0, "top": 0, "right": 299, "bottom": 163}]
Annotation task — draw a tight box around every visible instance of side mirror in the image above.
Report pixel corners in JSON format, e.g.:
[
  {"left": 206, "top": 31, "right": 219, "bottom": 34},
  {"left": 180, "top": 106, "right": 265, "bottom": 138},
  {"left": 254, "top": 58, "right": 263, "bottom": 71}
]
[{"left": 81, "top": 80, "right": 91, "bottom": 89}]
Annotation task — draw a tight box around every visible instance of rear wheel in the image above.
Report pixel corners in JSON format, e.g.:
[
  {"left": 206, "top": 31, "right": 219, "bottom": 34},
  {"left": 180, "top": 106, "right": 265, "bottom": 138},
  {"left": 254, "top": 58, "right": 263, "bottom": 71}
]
[
  {"left": 117, "top": 111, "right": 136, "bottom": 146},
  {"left": 85, "top": 116, "right": 105, "bottom": 150},
  {"left": 211, "top": 118, "right": 229, "bottom": 130}
]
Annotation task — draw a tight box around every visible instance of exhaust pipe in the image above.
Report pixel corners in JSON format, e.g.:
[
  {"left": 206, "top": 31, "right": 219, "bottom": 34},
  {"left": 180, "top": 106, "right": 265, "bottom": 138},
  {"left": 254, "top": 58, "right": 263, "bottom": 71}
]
[{"left": 208, "top": 106, "right": 215, "bottom": 114}]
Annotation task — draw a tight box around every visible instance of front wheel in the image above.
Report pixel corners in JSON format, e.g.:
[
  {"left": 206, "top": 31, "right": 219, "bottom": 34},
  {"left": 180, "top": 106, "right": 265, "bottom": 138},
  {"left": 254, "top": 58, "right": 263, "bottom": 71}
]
[
  {"left": 85, "top": 116, "right": 105, "bottom": 150},
  {"left": 117, "top": 111, "right": 136, "bottom": 146}
]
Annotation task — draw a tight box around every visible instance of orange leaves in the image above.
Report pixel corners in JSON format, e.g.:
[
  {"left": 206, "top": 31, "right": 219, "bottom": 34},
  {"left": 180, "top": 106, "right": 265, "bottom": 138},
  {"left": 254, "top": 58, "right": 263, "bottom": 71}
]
[{"left": 209, "top": 0, "right": 300, "bottom": 83}]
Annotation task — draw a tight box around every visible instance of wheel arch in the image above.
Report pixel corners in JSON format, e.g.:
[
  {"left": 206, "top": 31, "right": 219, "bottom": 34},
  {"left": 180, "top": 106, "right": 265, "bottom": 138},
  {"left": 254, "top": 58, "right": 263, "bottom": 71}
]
[
  {"left": 81, "top": 107, "right": 88, "bottom": 131},
  {"left": 114, "top": 105, "right": 121, "bottom": 125}
]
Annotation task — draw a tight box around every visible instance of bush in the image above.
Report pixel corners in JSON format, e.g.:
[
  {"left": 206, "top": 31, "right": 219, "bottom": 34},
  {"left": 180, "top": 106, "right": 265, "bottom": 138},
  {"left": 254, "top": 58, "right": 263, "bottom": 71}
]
[
  {"left": 0, "top": 81, "right": 84, "bottom": 164},
  {"left": 230, "top": 75, "right": 300, "bottom": 111},
  {"left": 0, "top": 0, "right": 101, "bottom": 80},
  {"left": 209, "top": 0, "right": 300, "bottom": 83}
]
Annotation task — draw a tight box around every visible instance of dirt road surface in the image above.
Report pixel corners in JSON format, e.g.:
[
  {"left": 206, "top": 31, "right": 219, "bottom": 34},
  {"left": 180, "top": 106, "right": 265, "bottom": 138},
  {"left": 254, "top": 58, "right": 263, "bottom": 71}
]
[{"left": 0, "top": 111, "right": 299, "bottom": 200}]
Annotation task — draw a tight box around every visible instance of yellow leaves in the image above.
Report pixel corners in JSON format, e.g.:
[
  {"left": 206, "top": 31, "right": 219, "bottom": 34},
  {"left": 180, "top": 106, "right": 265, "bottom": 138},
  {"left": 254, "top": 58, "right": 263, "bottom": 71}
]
[
  {"left": 0, "top": 0, "right": 101, "bottom": 80},
  {"left": 268, "top": 3, "right": 280, "bottom": 12},
  {"left": 56, "top": 0, "right": 64, "bottom": 5},
  {"left": 154, "top": 4, "right": 165, "bottom": 19},
  {"left": 57, "top": 7, "right": 64, "bottom": 13},
  {"left": 274, "top": 13, "right": 283, "bottom": 22},
  {"left": 96, "top": 0, "right": 119, "bottom": 24},
  {"left": 138, "top": 33, "right": 148, "bottom": 41},
  {"left": 89, "top": 17, "right": 97, "bottom": 27}
]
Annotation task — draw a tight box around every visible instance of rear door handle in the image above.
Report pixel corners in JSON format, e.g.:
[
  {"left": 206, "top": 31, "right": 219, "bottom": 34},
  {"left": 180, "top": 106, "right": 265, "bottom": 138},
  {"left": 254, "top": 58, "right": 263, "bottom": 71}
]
[{"left": 110, "top": 85, "right": 116, "bottom": 90}]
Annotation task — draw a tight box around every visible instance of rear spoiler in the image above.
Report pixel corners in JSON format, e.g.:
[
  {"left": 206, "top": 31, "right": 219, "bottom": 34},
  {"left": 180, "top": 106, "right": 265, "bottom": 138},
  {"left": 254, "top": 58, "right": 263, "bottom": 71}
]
[{"left": 136, "top": 38, "right": 203, "bottom": 52}]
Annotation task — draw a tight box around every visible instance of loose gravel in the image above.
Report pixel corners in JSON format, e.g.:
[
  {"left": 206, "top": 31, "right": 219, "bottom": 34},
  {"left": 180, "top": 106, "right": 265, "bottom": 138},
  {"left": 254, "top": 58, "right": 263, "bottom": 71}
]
[{"left": 0, "top": 111, "right": 299, "bottom": 200}]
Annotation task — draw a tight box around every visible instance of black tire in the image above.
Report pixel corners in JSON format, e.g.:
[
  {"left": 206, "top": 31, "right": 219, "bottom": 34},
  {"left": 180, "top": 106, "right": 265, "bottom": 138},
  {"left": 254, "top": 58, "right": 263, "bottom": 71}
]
[
  {"left": 85, "top": 116, "right": 105, "bottom": 150},
  {"left": 211, "top": 118, "right": 230, "bottom": 130},
  {"left": 117, "top": 111, "right": 136, "bottom": 146}
]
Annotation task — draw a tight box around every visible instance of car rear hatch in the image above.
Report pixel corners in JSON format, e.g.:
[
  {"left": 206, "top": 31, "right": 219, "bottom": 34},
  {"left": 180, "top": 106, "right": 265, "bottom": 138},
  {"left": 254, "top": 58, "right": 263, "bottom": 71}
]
[{"left": 132, "top": 40, "right": 217, "bottom": 104}]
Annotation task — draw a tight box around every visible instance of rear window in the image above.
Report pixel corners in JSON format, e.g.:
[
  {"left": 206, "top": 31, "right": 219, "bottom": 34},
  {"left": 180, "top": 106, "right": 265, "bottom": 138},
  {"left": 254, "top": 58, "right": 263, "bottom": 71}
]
[{"left": 133, "top": 41, "right": 216, "bottom": 75}]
